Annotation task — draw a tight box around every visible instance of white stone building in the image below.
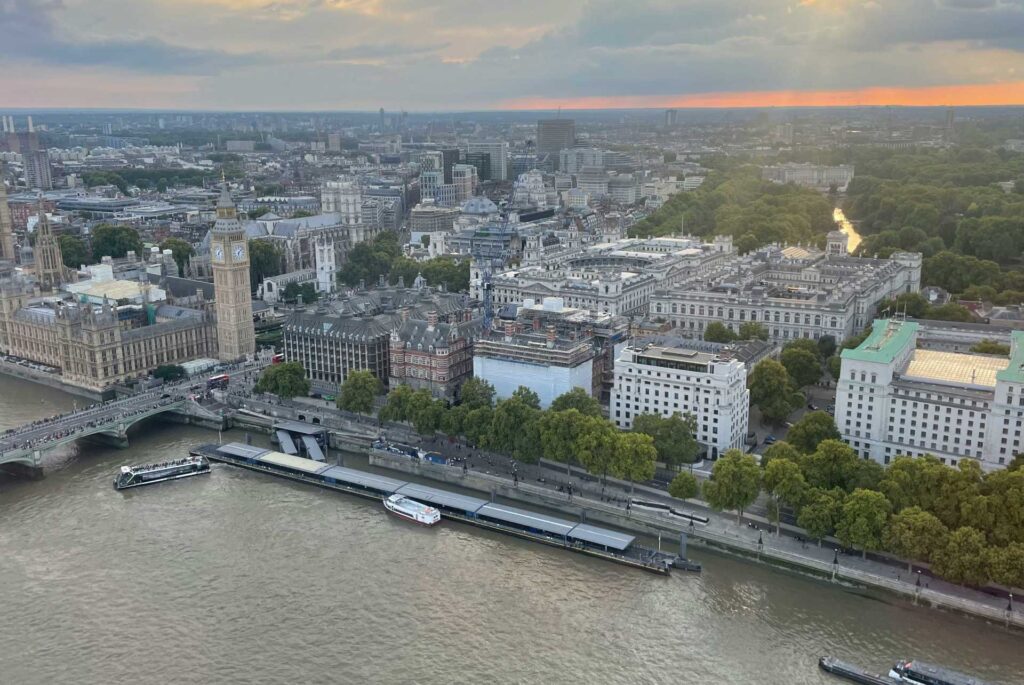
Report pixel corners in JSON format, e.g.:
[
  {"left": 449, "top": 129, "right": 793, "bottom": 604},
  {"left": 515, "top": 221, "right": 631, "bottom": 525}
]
[
  {"left": 612, "top": 341, "right": 750, "bottom": 458},
  {"left": 321, "top": 179, "right": 362, "bottom": 225},
  {"left": 315, "top": 237, "right": 336, "bottom": 295},
  {"left": 836, "top": 319, "right": 1024, "bottom": 470}
]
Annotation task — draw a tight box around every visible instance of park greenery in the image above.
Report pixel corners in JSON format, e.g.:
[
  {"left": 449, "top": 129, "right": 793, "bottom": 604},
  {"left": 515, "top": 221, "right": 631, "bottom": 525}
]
[
  {"left": 628, "top": 164, "right": 835, "bottom": 251},
  {"left": 282, "top": 281, "right": 319, "bottom": 304},
  {"left": 82, "top": 169, "right": 214, "bottom": 194},
  {"left": 336, "top": 232, "right": 470, "bottom": 292},
  {"left": 90, "top": 224, "right": 144, "bottom": 260},
  {"left": 254, "top": 362, "right": 310, "bottom": 400},
  {"left": 59, "top": 235, "right": 90, "bottom": 268},
  {"left": 248, "top": 240, "right": 284, "bottom": 292}
]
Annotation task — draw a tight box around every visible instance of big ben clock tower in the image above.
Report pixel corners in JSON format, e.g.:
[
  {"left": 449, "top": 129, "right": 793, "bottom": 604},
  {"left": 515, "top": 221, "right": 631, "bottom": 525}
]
[{"left": 211, "top": 184, "right": 256, "bottom": 360}]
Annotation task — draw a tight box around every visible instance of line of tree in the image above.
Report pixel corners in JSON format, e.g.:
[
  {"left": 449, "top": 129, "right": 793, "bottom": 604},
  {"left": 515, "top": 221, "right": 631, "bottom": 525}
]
[
  {"left": 82, "top": 169, "right": 215, "bottom": 194},
  {"left": 708, "top": 408, "right": 1024, "bottom": 591},
  {"left": 337, "top": 232, "right": 470, "bottom": 293}
]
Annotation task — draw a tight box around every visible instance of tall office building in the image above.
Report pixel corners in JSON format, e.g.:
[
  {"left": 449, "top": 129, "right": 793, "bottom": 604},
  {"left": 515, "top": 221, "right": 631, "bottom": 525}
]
[
  {"left": 420, "top": 170, "right": 443, "bottom": 200},
  {"left": 537, "top": 119, "right": 575, "bottom": 166},
  {"left": 664, "top": 109, "right": 678, "bottom": 127},
  {"left": 440, "top": 148, "right": 460, "bottom": 184},
  {"left": 24, "top": 150, "right": 52, "bottom": 190},
  {"left": 465, "top": 152, "right": 492, "bottom": 182},
  {"left": 466, "top": 140, "right": 508, "bottom": 181},
  {"left": 210, "top": 185, "right": 256, "bottom": 360},
  {"left": 452, "top": 164, "right": 478, "bottom": 202}
]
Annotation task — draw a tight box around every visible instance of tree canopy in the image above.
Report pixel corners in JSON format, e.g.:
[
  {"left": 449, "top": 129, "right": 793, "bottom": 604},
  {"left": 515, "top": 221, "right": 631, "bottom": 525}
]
[
  {"left": 337, "top": 370, "right": 382, "bottom": 414},
  {"left": 748, "top": 359, "right": 802, "bottom": 424},
  {"left": 786, "top": 411, "right": 840, "bottom": 453},
  {"left": 249, "top": 240, "right": 284, "bottom": 292},
  {"left": 159, "top": 238, "right": 194, "bottom": 275},
  {"left": 90, "top": 224, "right": 143, "bottom": 260},
  {"left": 549, "top": 387, "right": 602, "bottom": 417},
  {"left": 255, "top": 362, "right": 310, "bottom": 400},
  {"left": 59, "top": 235, "right": 90, "bottom": 269},
  {"left": 631, "top": 412, "right": 700, "bottom": 468},
  {"left": 702, "top": 449, "right": 762, "bottom": 524}
]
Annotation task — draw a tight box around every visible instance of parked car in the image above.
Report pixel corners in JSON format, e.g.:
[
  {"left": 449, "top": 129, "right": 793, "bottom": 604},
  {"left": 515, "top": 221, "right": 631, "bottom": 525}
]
[
  {"left": 807, "top": 403, "right": 818, "bottom": 410},
  {"left": 764, "top": 435, "right": 777, "bottom": 445}
]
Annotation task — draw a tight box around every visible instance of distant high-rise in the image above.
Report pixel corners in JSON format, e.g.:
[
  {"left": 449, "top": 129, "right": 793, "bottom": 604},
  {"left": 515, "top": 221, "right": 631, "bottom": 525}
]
[
  {"left": 664, "top": 109, "right": 678, "bottom": 127},
  {"left": 452, "top": 164, "right": 478, "bottom": 202},
  {"left": 537, "top": 119, "right": 576, "bottom": 164},
  {"left": 466, "top": 140, "right": 508, "bottom": 181},
  {"left": 378, "top": 107, "right": 386, "bottom": 132},
  {"left": 24, "top": 150, "right": 52, "bottom": 190},
  {"left": 440, "top": 148, "right": 460, "bottom": 184}
]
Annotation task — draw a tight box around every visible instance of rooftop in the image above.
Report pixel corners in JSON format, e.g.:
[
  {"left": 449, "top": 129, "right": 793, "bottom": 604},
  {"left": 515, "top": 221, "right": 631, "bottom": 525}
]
[
  {"left": 903, "top": 349, "right": 1008, "bottom": 388},
  {"left": 842, "top": 319, "right": 918, "bottom": 364}
]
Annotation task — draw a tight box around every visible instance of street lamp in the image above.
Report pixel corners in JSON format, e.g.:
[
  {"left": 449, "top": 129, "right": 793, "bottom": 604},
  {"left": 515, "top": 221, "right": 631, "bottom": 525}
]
[
  {"left": 833, "top": 548, "right": 839, "bottom": 565},
  {"left": 1009, "top": 593, "right": 1014, "bottom": 613}
]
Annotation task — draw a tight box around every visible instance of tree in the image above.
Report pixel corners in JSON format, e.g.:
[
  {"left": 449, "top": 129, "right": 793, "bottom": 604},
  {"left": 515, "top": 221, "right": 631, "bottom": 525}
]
[
  {"left": 702, "top": 449, "right": 762, "bottom": 524},
  {"left": 249, "top": 240, "right": 283, "bottom": 291},
  {"left": 458, "top": 377, "right": 495, "bottom": 411},
  {"left": 988, "top": 543, "right": 1024, "bottom": 590},
  {"left": 550, "top": 387, "right": 601, "bottom": 417},
  {"left": 704, "top": 321, "right": 736, "bottom": 343},
  {"left": 932, "top": 527, "right": 991, "bottom": 587},
  {"left": 883, "top": 507, "right": 949, "bottom": 572},
  {"left": 737, "top": 322, "right": 768, "bottom": 341},
  {"left": 826, "top": 355, "right": 842, "bottom": 380},
  {"left": 781, "top": 347, "right": 822, "bottom": 388},
  {"left": 462, "top": 407, "right": 494, "bottom": 446},
  {"left": 878, "top": 292, "right": 929, "bottom": 319},
  {"left": 798, "top": 488, "right": 845, "bottom": 546},
  {"left": 817, "top": 335, "right": 837, "bottom": 359},
  {"left": 159, "top": 238, "right": 194, "bottom": 275},
  {"left": 59, "top": 235, "right": 90, "bottom": 268},
  {"left": 254, "top": 361, "right": 310, "bottom": 400},
  {"left": 801, "top": 439, "right": 862, "bottom": 492},
  {"left": 380, "top": 384, "right": 415, "bottom": 423},
  {"left": 511, "top": 385, "right": 541, "bottom": 410},
  {"left": 412, "top": 400, "right": 445, "bottom": 436},
  {"left": 760, "top": 441, "right": 801, "bottom": 470},
  {"left": 836, "top": 488, "right": 892, "bottom": 559},
  {"left": 491, "top": 395, "right": 539, "bottom": 454},
  {"left": 539, "top": 409, "right": 589, "bottom": 475},
  {"left": 632, "top": 412, "right": 700, "bottom": 468},
  {"left": 336, "top": 370, "right": 381, "bottom": 414},
  {"left": 669, "top": 471, "right": 699, "bottom": 500},
  {"left": 574, "top": 416, "right": 619, "bottom": 484},
  {"left": 90, "top": 224, "right": 143, "bottom": 260},
  {"left": 612, "top": 432, "right": 657, "bottom": 495},
  {"left": 153, "top": 364, "right": 186, "bottom": 381},
  {"left": 970, "top": 340, "right": 1010, "bottom": 355},
  {"left": 748, "top": 359, "right": 801, "bottom": 424},
  {"left": 282, "top": 281, "right": 318, "bottom": 304},
  {"left": 764, "top": 458, "right": 807, "bottom": 513},
  {"left": 786, "top": 411, "right": 840, "bottom": 453}
]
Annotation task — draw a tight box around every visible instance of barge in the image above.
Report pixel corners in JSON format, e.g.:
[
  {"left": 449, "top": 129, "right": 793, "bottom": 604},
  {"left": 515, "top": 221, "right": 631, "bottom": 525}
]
[
  {"left": 193, "top": 442, "right": 675, "bottom": 574},
  {"left": 890, "top": 659, "right": 990, "bottom": 685},
  {"left": 819, "top": 656, "right": 897, "bottom": 685},
  {"left": 114, "top": 456, "right": 210, "bottom": 490}
]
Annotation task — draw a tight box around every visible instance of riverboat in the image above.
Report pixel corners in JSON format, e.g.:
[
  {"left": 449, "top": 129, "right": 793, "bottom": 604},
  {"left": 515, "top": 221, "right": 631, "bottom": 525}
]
[
  {"left": 114, "top": 456, "right": 210, "bottom": 490},
  {"left": 383, "top": 494, "right": 441, "bottom": 526},
  {"left": 889, "top": 660, "right": 990, "bottom": 685}
]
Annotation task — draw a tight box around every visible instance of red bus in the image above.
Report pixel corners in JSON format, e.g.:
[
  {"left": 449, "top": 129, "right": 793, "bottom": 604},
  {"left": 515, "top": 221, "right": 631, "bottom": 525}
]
[
  {"left": 271, "top": 353, "right": 285, "bottom": 364},
  {"left": 206, "top": 374, "right": 230, "bottom": 390}
]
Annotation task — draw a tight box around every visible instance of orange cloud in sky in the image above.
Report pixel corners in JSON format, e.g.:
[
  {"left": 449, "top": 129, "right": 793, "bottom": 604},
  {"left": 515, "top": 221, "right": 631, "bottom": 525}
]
[{"left": 500, "top": 81, "right": 1024, "bottom": 110}]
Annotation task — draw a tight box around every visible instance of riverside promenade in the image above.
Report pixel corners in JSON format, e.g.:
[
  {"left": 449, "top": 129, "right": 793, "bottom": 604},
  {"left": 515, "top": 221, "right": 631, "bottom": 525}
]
[{"left": 367, "top": 430, "right": 1023, "bottom": 631}]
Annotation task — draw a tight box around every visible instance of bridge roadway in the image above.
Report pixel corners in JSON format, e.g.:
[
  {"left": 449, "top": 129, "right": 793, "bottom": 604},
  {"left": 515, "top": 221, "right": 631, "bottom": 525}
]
[{"left": 0, "top": 380, "right": 226, "bottom": 469}]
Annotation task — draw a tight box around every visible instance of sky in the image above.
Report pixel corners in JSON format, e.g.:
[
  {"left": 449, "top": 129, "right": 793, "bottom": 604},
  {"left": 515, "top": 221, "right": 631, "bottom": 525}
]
[{"left": 4, "top": 0, "right": 1024, "bottom": 111}]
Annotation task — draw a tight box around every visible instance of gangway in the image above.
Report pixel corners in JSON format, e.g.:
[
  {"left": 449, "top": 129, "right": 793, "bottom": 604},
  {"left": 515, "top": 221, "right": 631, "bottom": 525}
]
[
  {"left": 301, "top": 435, "right": 325, "bottom": 462},
  {"left": 276, "top": 430, "right": 298, "bottom": 455}
]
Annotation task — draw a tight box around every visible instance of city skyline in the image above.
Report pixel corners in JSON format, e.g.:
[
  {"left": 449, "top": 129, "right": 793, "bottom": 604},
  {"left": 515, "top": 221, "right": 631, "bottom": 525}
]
[{"left": 4, "top": 0, "right": 1024, "bottom": 110}]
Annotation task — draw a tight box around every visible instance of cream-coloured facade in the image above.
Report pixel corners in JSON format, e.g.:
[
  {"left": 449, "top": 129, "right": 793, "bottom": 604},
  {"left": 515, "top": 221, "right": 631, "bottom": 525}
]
[
  {"left": 210, "top": 186, "right": 256, "bottom": 360},
  {"left": 0, "top": 277, "right": 217, "bottom": 391}
]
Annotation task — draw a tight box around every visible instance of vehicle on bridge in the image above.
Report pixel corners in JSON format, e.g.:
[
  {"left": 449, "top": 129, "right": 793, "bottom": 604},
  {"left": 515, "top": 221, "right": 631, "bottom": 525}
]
[{"left": 206, "top": 374, "right": 230, "bottom": 390}]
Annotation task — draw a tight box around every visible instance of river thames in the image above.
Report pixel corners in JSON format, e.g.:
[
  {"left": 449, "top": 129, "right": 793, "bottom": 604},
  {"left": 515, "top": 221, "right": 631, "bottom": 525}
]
[{"left": 0, "top": 374, "right": 1021, "bottom": 685}]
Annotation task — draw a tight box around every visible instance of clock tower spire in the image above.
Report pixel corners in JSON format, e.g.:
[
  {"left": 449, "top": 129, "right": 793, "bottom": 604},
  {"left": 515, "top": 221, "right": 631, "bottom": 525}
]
[{"left": 211, "top": 183, "right": 255, "bottom": 360}]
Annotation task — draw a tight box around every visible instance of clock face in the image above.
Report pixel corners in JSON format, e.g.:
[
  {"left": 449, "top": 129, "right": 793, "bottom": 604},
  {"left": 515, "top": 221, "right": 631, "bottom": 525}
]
[
  {"left": 213, "top": 245, "right": 225, "bottom": 262},
  {"left": 232, "top": 242, "right": 246, "bottom": 261}
]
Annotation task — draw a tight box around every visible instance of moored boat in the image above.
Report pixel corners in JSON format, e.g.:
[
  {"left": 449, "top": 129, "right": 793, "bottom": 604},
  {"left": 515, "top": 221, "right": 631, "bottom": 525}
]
[
  {"left": 114, "top": 456, "right": 210, "bottom": 490},
  {"left": 889, "top": 659, "right": 990, "bottom": 685},
  {"left": 383, "top": 494, "right": 441, "bottom": 526}
]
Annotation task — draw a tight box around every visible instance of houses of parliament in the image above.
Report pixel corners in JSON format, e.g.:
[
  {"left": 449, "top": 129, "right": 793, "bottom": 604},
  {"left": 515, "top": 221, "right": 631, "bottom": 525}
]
[{"left": 0, "top": 181, "right": 255, "bottom": 394}]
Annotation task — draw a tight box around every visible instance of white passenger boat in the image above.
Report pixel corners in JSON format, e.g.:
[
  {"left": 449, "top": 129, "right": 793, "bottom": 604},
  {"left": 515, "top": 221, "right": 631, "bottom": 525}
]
[{"left": 383, "top": 494, "right": 441, "bottom": 526}]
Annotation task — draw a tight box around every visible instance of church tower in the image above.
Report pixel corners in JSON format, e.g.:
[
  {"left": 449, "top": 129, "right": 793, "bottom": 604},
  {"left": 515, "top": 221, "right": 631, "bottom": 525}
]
[
  {"left": 33, "top": 198, "right": 64, "bottom": 292},
  {"left": 211, "top": 184, "right": 256, "bottom": 360},
  {"left": 0, "top": 164, "right": 17, "bottom": 262},
  {"left": 314, "top": 236, "right": 336, "bottom": 295}
]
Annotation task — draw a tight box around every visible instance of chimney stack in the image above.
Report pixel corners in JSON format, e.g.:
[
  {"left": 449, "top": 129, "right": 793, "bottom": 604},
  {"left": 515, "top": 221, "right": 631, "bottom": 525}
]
[
  {"left": 504, "top": 321, "right": 515, "bottom": 341},
  {"left": 427, "top": 310, "right": 438, "bottom": 330},
  {"left": 546, "top": 325, "right": 556, "bottom": 349}
]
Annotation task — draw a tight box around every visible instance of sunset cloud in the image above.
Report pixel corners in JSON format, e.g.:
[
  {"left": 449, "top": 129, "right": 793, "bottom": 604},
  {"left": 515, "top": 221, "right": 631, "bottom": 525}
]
[{"left": 3, "top": 0, "right": 1024, "bottom": 109}]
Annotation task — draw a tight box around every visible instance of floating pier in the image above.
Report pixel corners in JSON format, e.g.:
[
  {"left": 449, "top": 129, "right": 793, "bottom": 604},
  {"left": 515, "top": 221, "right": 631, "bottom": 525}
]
[{"left": 194, "top": 442, "right": 676, "bottom": 574}]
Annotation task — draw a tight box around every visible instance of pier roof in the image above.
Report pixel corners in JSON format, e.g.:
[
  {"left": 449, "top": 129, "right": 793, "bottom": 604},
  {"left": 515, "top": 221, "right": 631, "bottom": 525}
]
[
  {"left": 395, "top": 483, "right": 488, "bottom": 512},
  {"left": 476, "top": 503, "right": 576, "bottom": 536},
  {"left": 568, "top": 524, "right": 634, "bottom": 551},
  {"left": 321, "top": 465, "right": 404, "bottom": 494},
  {"left": 258, "top": 451, "right": 331, "bottom": 475}
]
